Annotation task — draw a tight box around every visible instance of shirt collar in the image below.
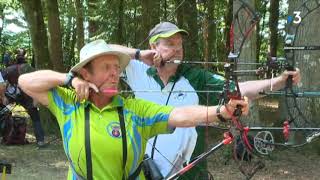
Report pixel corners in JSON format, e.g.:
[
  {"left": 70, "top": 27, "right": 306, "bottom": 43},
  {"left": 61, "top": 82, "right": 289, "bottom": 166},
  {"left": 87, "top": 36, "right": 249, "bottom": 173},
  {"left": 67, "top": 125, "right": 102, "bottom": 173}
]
[
  {"left": 146, "top": 65, "right": 184, "bottom": 83},
  {"left": 83, "top": 95, "right": 124, "bottom": 112}
]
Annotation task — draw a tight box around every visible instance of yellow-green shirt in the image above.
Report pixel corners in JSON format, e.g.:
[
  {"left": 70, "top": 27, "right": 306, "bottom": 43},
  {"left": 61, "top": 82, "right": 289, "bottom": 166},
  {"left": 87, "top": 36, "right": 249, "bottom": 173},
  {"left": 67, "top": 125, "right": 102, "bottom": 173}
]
[{"left": 48, "top": 87, "right": 174, "bottom": 179}]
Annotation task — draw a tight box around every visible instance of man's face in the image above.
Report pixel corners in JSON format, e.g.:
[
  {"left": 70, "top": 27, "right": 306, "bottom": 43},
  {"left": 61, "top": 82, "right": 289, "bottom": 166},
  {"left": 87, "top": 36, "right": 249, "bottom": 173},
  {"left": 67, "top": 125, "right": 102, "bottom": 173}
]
[
  {"left": 81, "top": 55, "right": 120, "bottom": 95},
  {"left": 153, "top": 33, "right": 183, "bottom": 63}
]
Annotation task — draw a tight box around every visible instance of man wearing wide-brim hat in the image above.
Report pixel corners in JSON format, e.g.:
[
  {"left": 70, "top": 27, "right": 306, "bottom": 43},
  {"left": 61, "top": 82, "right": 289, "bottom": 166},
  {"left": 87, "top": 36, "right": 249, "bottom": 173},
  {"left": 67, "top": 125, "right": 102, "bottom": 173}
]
[{"left": 18, "top": 39, "right": 249, "bottom": 179}]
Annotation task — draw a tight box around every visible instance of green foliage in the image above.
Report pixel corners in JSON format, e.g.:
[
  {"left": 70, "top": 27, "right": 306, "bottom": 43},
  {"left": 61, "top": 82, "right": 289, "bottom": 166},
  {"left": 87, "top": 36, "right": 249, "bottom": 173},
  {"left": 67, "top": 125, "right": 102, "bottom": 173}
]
[
  {"left": 0, "top": 0, "right": 20, "bottom": 9},
  {"left": 0, "top": 3, "right": 30, "bottom": 67},
  {"left": 0, "top": 0, "right": 317, "bottom": 74}
]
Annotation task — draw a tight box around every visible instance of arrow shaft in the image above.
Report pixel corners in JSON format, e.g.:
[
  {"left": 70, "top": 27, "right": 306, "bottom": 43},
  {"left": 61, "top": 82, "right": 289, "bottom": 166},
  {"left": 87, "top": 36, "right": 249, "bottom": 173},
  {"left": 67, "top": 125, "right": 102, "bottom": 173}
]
[
  {"left": 118, "top": 90, "right": 222, "bottom": 93},
  {"left": 284, "top": 46, "right": 320, "bottom": 50},
  {"left": 259, "top": 91, "right": 320, "bottom": 98},
  {"left": 166, "top": 60, "right": 262, "bottom": 65},
  {"left": 249, "top": 127, "right": 320, "bottom": 131}
]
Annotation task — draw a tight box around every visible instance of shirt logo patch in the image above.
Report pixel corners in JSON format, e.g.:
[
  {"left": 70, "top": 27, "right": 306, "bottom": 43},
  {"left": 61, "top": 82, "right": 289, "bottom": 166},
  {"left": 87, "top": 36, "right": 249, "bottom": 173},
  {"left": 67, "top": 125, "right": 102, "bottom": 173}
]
[
  {"left": 174, "top": 92, "right": 187, "bottom": 101},
  {"left": 106, "top": 122, "right": 122, "bottom": 138}
]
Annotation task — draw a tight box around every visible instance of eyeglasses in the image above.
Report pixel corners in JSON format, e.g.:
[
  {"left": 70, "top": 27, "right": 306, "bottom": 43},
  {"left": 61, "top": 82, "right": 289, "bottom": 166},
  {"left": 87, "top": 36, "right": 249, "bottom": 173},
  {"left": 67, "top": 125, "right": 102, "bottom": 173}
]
[{"left": 157, "top": 39, "right": 184, "bottom": 51}]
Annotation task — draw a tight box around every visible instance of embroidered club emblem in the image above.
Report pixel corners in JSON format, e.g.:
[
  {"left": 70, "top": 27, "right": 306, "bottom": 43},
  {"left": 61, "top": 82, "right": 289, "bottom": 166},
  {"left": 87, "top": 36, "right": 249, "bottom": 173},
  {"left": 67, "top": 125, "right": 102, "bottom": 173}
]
[{"left": 106, "top": 122, "right": 122, "bottom": 138}]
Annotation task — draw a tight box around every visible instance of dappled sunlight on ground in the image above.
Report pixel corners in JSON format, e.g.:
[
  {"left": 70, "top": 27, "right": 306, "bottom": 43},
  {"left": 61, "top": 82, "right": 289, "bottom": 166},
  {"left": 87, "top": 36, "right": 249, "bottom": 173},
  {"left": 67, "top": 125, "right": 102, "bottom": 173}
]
[
  {"left": 207, "top": 143, "right": 320, "bottom": 180},
  {"left": 0, "top": 136, "right": 68, "bottom": 180}
]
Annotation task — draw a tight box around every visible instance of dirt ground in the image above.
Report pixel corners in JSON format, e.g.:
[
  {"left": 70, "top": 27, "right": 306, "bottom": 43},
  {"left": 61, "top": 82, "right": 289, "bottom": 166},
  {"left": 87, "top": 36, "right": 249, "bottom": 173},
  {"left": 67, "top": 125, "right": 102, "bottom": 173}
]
[
  {"left": 207, "top": 145, "right": 320, "bottom": 180},
  {"left": 1, "top": 133, "right": 320, "bottom": 180},
  {"left": 0, "top": 135, "right": 68, "bottom": 180}
]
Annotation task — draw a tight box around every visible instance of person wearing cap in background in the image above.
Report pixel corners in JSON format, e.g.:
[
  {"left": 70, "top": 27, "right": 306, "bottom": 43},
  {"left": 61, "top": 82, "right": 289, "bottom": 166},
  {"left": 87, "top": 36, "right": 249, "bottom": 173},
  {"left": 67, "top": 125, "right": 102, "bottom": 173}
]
[
  {"left": 18, "top": 39, "right": 249, "bottom": 179},
  {"left": 109, "top": 21, "right": 301, "bottom": 179},
  {"left": 2, "top": 51, "right": 12, "bottom": 67},
  {"left": 15, "top": 48, "right": 27, "bottom": 64}
]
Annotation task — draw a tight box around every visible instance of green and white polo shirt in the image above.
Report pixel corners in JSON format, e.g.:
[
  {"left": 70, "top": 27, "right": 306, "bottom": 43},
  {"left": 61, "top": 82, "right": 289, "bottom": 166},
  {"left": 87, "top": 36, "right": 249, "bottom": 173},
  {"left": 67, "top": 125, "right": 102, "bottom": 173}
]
[
  {"left": 125, "top": 60, "right": 226, "bottom": 177},
  {"left": 48, "top": 86, "right": 174, "bottom": 180}
]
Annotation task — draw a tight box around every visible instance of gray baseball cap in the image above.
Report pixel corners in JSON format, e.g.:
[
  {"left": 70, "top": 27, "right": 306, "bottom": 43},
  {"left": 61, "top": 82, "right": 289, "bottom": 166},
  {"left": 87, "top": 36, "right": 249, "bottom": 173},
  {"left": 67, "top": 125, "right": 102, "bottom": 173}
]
[{"left": 149, "top": 22, "right": 188, "bottom": 43}]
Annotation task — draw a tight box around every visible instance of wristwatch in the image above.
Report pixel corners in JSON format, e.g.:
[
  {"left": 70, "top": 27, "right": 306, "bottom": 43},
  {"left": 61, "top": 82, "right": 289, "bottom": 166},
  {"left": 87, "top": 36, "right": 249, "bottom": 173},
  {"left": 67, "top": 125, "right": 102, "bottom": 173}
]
[
  {"left": 64, "top": 72, "right": 75, "bottom": 87},
  {"left": 216, "top": 105, "right": 227, "bottom": 122},
  {"left": 135, "top": 49, "right": 141, "bottom": 60}
]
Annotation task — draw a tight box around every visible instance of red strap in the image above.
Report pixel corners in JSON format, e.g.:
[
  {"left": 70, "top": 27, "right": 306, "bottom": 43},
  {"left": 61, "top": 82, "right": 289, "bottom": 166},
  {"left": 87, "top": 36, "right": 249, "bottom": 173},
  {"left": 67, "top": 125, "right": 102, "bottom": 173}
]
[
  {"left": 283, "top": 120, "right": 290, "bottom": 141},
  {"left": 223, "top": 132, "right": 233, "bottom": 145},
  {"left": 242, "top": 127, "right": 253, "bottom": 151},
  {"left": 230, "top": 24, "right": 234, "bottom": 51}
]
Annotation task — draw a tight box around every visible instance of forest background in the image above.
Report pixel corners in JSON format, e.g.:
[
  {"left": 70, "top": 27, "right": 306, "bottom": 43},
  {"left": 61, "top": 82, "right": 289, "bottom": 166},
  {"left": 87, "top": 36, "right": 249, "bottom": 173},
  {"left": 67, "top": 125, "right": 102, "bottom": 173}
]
[{"left": 0, "top": 0, "right": 320, "bottom": 179}]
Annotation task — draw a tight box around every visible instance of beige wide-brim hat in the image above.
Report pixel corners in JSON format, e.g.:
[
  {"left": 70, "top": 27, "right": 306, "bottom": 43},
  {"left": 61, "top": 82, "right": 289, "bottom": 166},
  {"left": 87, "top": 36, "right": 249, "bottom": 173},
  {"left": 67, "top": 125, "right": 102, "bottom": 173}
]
[{"left": 70, "top": 39, "right": 130, "bottom": 73}]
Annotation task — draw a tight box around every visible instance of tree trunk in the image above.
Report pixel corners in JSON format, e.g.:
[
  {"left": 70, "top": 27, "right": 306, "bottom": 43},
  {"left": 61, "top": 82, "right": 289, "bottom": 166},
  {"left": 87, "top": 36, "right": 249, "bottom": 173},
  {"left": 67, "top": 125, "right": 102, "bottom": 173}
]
[
  {"left": 183, "top": 0, "right": 199, "bottom": 60},
  {"left": 0, "top": 6, "right": 4, "bottom": 44},
  {"left": 133, "top": 2, "right": 138, "bottom": 47},
  {"left": 163, "top": 0, "right": 167, "bottom": 21},
  {"left": 64, "top": 14, "right": 73, "bottom": 69},
  {"left": 203, "top": 17, "right": 209, "bottom": 66},
  {"left": 233, "top": 0, "right": 260, "bottom": 125},
  {"left": 225, "top": 0, "right": 233, "bottom": 57},
  {"left": 20, "top": 0, "right": 51, "bottom": 69},
  {"left": 203, "top": 0, "right": 216, "bottom": 64},
  {"left": 175, "top": 0, "right": 184, "bottom": 29},
  {"left": 269, "top": 0, "right": 279, "bottom": 57},
  {"left": 116, "top": 0, "right": 125, "bottom": 44},
  {"left": 255, "top": 0, "right": 267, "bottom": 64},
  {"left": 61, "top": 0, "right": 78, "bottom": 71},
  {"left": 75, "top": 0, "right": 84, "bottom": 52},
  {"left": 233, "top": 0, "right": 257, "bottom": 81},
  {"left": 70, "top": 24, "right": 77, "bottom": 67},
  {"left": 65, "top": 20, "right": 77, "bottom": 70},
  {"left": 88, "top": 0, "right": 99, "bottom": 38},
  {"left": 141, "top": 0, "right": 160, "bottom": 48},
  {"left": 45, "top": 0, "right": 64, "bottom": 72},
  {"left": 282, "top": 0, "right": 320, "bottom": 136}
]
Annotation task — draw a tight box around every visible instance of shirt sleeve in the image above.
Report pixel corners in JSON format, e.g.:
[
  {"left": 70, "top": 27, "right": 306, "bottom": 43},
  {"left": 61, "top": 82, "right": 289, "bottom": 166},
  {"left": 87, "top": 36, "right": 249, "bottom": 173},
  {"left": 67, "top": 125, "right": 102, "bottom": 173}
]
[
  {"left": 203, "top": 70, "right": 236, "bottom": 103},
  {"left": 126, "top": 98, "right": 174, "bottom": 139},
  {"left": 181, "top": 64, "right": 236, "bottom": 106},
  {"left": 124, "top": 60, "right": 149, "bottom": 89},
  {"left": 47, "top": 86, "right": 79, "bottom": 125}
]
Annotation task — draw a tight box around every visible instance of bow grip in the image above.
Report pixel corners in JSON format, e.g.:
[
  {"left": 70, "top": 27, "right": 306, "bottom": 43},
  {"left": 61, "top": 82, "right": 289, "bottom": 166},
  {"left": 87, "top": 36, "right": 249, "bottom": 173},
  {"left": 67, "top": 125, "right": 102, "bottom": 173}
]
[
  {"left": 286, "top": 65, "right": 295, "bottom": 89},
  {"left": 233, "top": 105, "right": 242, "bottom": 117}
]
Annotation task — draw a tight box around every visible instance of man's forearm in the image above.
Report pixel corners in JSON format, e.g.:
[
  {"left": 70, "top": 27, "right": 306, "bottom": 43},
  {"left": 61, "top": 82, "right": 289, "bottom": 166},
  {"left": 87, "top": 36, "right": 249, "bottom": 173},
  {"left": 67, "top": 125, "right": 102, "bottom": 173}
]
[
  {"left": 109, "top": 44, "right": 136, "bottom": 58},
  {"left": 168, "top": 105, "right": 226, "bottom": 127},
  {"left": 19, "top": 70, "right": 67, "bottom": 94},
  {"left": 239, "top": 76, "right": 285, "bottom": 100},
  {"left": 109, "top": 44, "right": 152, "bottom": 65}
]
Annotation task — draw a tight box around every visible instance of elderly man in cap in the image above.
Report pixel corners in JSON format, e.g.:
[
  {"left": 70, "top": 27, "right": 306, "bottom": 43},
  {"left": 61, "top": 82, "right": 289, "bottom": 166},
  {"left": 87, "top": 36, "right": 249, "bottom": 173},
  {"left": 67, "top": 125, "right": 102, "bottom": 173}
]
[
  {"left": 18, "top": 39, "right": 249, "bottom": 179},
  {"left": 109, "top": 21, "right": 301, "bottom": 179}
]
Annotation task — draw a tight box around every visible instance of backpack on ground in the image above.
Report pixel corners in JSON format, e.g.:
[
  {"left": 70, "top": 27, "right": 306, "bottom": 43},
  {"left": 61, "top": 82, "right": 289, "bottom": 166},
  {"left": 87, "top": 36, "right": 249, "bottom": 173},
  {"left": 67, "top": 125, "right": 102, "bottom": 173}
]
[{"left": 0, "top": 105, "right": 28, "bottom": 145}]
